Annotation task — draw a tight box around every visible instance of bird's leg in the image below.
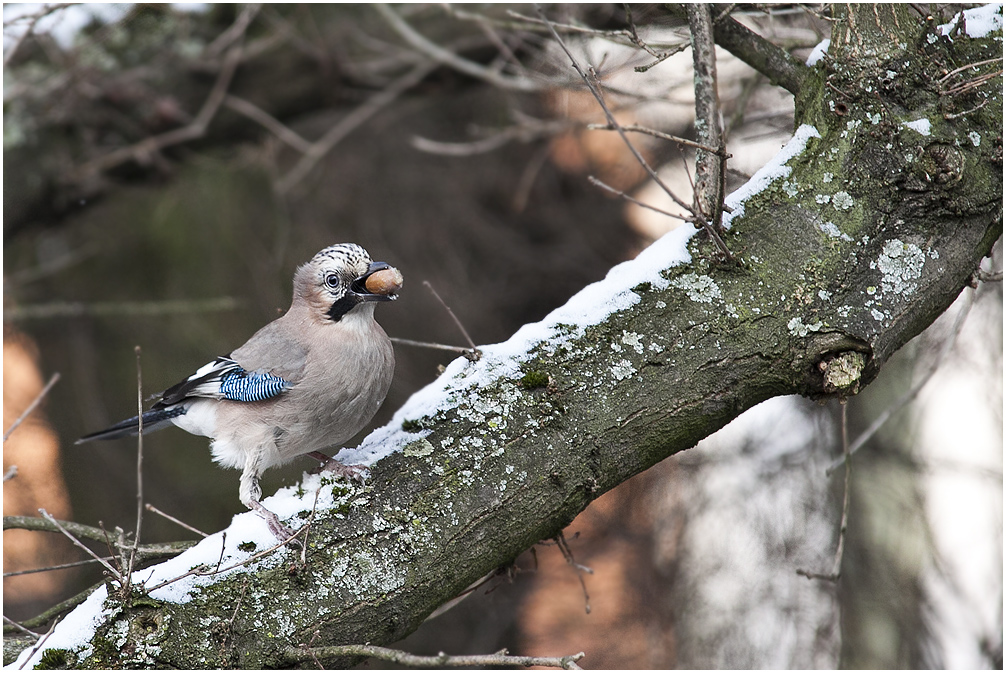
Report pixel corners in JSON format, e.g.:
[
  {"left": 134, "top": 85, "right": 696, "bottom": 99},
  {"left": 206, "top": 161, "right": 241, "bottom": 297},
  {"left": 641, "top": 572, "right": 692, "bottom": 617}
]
[
  {"left": 304, "top": 451, "right": 368, "bottom": 482},
  {"left": 240, "top": 451, "right": 302, "bottom": 548}
]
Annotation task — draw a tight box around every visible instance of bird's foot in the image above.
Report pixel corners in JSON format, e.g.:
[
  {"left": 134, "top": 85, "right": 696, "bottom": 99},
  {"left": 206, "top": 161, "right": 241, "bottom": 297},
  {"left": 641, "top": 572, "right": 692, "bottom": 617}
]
[
  {"left": 306, "top": 452, "right": 369, "bottom": 483},
  {"left": 249, "top": 500, "right": 303, "bottom": 549}
]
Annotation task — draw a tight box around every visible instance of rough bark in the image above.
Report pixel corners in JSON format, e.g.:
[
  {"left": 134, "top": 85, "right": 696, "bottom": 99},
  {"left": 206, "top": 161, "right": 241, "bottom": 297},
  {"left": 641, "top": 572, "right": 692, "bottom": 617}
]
[{"left": 5, "top": 5, "right": 1002, "bottom": 669}]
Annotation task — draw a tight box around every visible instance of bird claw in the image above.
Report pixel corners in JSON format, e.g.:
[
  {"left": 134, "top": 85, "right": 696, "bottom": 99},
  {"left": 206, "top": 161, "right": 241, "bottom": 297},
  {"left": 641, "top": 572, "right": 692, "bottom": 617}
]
[{"left": 249, "top": 500, "right": 303, "bottom": 549}]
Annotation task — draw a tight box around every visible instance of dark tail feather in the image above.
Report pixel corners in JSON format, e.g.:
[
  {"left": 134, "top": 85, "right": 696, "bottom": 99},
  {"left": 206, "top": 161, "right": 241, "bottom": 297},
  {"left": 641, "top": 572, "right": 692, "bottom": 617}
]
[{"left": 76, "top": 407, "right": 185, "bottom": 444}]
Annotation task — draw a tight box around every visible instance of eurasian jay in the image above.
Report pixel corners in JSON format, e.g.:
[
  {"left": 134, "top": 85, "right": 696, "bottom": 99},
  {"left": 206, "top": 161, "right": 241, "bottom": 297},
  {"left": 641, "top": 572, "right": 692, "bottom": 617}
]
[{"left": 78, "top": 243, "right": 402, "bottom": 542}]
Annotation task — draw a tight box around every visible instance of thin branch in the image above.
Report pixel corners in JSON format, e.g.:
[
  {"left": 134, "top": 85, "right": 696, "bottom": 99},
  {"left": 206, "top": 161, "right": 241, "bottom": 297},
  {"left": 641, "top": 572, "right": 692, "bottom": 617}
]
[
  {"left": 3, "top": 515, "right": 194, "bottom": 557},
  {"left": 37, "top": 510, "right": 122, "bottom": 582},
  {"left": 3, "top": 616, "right": 40, "bottom": 639},
  {"left": 586, "top": 122, "right": 725, "bottom": 155},
  {"left": 17, "top": 615, "right": 61, "bottom": 670},
  {"left": 2, "top": 3, "right": 72, "bottom": 68},
  {"left": 277, "top": 60, "right": 436, "bottom": 194},
  {"left": 826, "top": 287, "right": 977, "bottom": 475},
  {"left": 503, "top": 7, "right": 686, "bottom": 51},
  {"left": 422, "top": 281, "right": 480, "bottom": 359},
  {"left": 125, "top": 346, "right": 145, "bottom": 586},
  {"left": 942, "top": 69, "right": 1003, "bottom": 96},
  {"left": 144, "top": 526, "right": 305, "bottom": 593},
  {"left": 145, "top": 503, "right": 209, "bottom": 538},
  {"left": 4, "top": 297, "right": 242, "bottom": 322},
  {"left": 533, "top": 5, "right": 696, "bottom": 219},
  {"left": 390, "top": 337, "right": 472, "bottom": 355},
  {"left": 621, "top": 4, "right": 689, "bottom": 72},
  {"left": 554, "top": 531, "right": 593, "bottom": 614},
  {"left": 284, "top": 644, "right": 585, "bottom": 670},
  {"left": 587, "top": 175, "right": 693, "bottom": 224},
  {"left": 938, "top": 57, "right": 1004, "bottom": 83},
  {"left": 3, "top": 515, "right": 109, "bottom": 542},
  {"left": 666, "top": 5, "right": 809, "bottom": 94},
  {"left": 224, "top": 95, "right": 314, "bottom": 153},
  {"left": 3, "top": 556, "right": 116, "bottom": 578},
  {"left": 204, "top": 3, "right": 261, "bottom": 59},
  {"left": 687, "top": 4, "right": 730, "bottom": 242},
  {"left": 374, "top": 4, "right": 540, "bottom": 92},
  {"left": 412, "top": 115, "right": 574, "bottom": 157},
  {"left": 3, "top": 373, "right": 60, "bottom": 442},
  {"left": 74, "top": 29, "right": 247, "bottom": 179}
]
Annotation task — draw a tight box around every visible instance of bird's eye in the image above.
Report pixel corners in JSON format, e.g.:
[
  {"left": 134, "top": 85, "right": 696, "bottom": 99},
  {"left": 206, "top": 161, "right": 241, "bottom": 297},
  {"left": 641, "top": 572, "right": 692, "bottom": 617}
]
[{"left": 324, "top": 273, "right": 340, "bottom": 288}]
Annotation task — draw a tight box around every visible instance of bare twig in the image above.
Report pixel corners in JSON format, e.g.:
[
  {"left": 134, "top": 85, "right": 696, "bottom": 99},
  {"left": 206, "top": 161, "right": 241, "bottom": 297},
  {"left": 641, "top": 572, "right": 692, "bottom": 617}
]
[
  {"left": 37, "top": 509, "right": 122, "bottom": 582},
  {"left": 412, "top": 114, "right": 574, "bottom": 157},
  {"left": 534, "top": 5, "right": 712, "bottom": 248},
  {"left": 797, "top": 401, "right": 851, "bottom": 582},
  {"left": 284, "top": 643, "right": 585, "bottom": 669},
  {"left": 3, "top": 556, "right": 116, "bottom": 578},
  {"left": 665, "top": 5, "right": 809, "bottom": 95},
  {"left": 3, "top": 615, "right": 40, "bottom": 639},
  {"left": 277, "top": 60, "right": 436, "bottom": 194},
  {"left": 586, "top": 122, "right": 723, "bottom": 155},
  {"left": 3, "top": 514, "right": 195, "bottom": 559},
  {"left": 3, "top": 3, "right": 72, "bottom": 68},
  {"left": 125, "top": 346, "right": 145, "bottom": 586},
  {"left": 554, "top": 531, "right": 593, "bottom": 614},
  {"left": 145, "top": 504, "right": 209, "bottom": 538},
  {"left": 224, "top": 95, "right": 314, "bottom": 153},
  {"left": 422, "top": 281, "right": 480, "bottom": 360},
  {"left": 687, "top": 4, "right": 732, "bottom": 254},
  {"left": 942, "top": 69, "right": 1003, "bottom": 96},
  {"left": 3, "top": 373, "right": 60, "bottom": 442},
  {"left": 826, "top": 287, "right": 977, "bottom": 475},
  {"left": 204, "top": 3, "right": 261, "bottom": 59},
  {"left": 17, "top": 616, "right": 61, "bottom": 670},
  {"left": 5, "top": 297, "right": 242, "bottom": 322},
  {"left": 145, "top": 526, "right": 305, "bottom": 593},
  {"left": 587, "top": 175, "right": 693, "bottom": 223},
  {"left": 375, "top": 4, "right": 540, "bottom": 92},
  {"left": 219, "top": 576, "right": 251, "bottom": 659},
  {"left": 389, "top": 337, "right": 472, "bottom": 354},
  {"left": 74, "top": 26, "right": 248, "bottom": 179},
  {"left": 938, "top": 57, "right": 1004, "bottom": 83},
  {"left": 4, "top": 515, "right": 114, "bottom": 544},
  {"left": 622, "top": 4, "right": 689, "bottom": 72}
]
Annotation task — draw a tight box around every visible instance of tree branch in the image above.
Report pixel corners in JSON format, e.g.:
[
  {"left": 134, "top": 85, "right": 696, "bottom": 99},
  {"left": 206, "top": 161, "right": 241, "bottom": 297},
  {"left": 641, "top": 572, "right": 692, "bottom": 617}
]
[
  {"left": 666, "top": 5, "right": 809, "bottom": 94},
  {"left": 687, "top": 4, "right": 729, "bottom": 238},
  {"left": 283, "top": 644, "right": 585, "bottom": 669}
]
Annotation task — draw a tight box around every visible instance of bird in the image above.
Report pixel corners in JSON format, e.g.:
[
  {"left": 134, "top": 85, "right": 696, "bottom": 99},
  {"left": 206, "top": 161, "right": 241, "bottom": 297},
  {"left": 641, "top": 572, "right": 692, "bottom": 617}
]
[{"left": 77, "top": 243, "right": 402, "bottom": 542}]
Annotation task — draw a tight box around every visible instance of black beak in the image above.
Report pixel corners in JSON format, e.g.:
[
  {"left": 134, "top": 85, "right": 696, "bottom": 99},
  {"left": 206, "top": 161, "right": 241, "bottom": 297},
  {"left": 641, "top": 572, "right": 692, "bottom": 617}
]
[{"left": 351, "top": 261, "right": 397, "bottom": 301}]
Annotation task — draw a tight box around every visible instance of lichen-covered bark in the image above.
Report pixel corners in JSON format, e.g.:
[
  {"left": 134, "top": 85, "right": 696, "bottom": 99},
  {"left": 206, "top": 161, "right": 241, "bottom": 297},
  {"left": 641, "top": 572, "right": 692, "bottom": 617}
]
[{"left": 6, "top": 6, "right": 1002, "bottom": 670}]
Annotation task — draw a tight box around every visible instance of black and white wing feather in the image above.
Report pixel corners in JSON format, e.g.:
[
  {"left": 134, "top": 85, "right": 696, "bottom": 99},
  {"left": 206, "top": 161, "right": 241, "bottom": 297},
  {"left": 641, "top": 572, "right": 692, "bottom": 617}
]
[{"left": 76, "top": 357, "right": 294, "bottom": 444}]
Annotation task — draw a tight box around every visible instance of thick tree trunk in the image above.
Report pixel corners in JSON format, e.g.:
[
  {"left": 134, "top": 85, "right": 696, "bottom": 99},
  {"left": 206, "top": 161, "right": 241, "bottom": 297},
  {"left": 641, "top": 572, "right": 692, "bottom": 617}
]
[{"left": 5, "top": 5, "right": 1001, "bottom": 669}]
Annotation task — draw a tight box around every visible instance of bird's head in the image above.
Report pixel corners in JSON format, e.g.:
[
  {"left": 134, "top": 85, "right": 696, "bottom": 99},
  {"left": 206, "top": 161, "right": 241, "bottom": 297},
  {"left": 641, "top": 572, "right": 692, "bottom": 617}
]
[{"left": 295, "top": 243, "right": 403, "bottom": 322}]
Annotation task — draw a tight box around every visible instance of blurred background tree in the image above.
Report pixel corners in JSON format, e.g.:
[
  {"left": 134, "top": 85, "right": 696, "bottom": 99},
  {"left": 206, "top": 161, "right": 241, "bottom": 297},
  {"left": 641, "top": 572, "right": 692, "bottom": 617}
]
[{"left": 4, "top": 3, "right": 1001, "bottom": 668}]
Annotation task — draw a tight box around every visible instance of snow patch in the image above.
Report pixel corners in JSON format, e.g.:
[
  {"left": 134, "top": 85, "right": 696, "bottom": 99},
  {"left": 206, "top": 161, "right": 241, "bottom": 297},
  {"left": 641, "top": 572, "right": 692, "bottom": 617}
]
[
  {"left": 938, "top": 3, "right": 1003, "bottom": 38},
  {"left": 805, "top": 39, "right": 830, "bottom": 66},
  {"left": 722, "top": 124, "right": 821, "bottom": 228},
  {"left": 902, "top": 118, "right": 932, "bottom": 136}
]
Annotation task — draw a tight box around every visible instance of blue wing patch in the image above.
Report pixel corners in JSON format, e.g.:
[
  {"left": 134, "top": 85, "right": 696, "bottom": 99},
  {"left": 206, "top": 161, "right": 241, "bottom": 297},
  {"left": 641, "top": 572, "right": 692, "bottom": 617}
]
[
  {"left": 218, "top": 368, "right": 293, "bottom": 402},
  {"left": 155, "top": 357, "right": 293, "bottom": 407}
]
